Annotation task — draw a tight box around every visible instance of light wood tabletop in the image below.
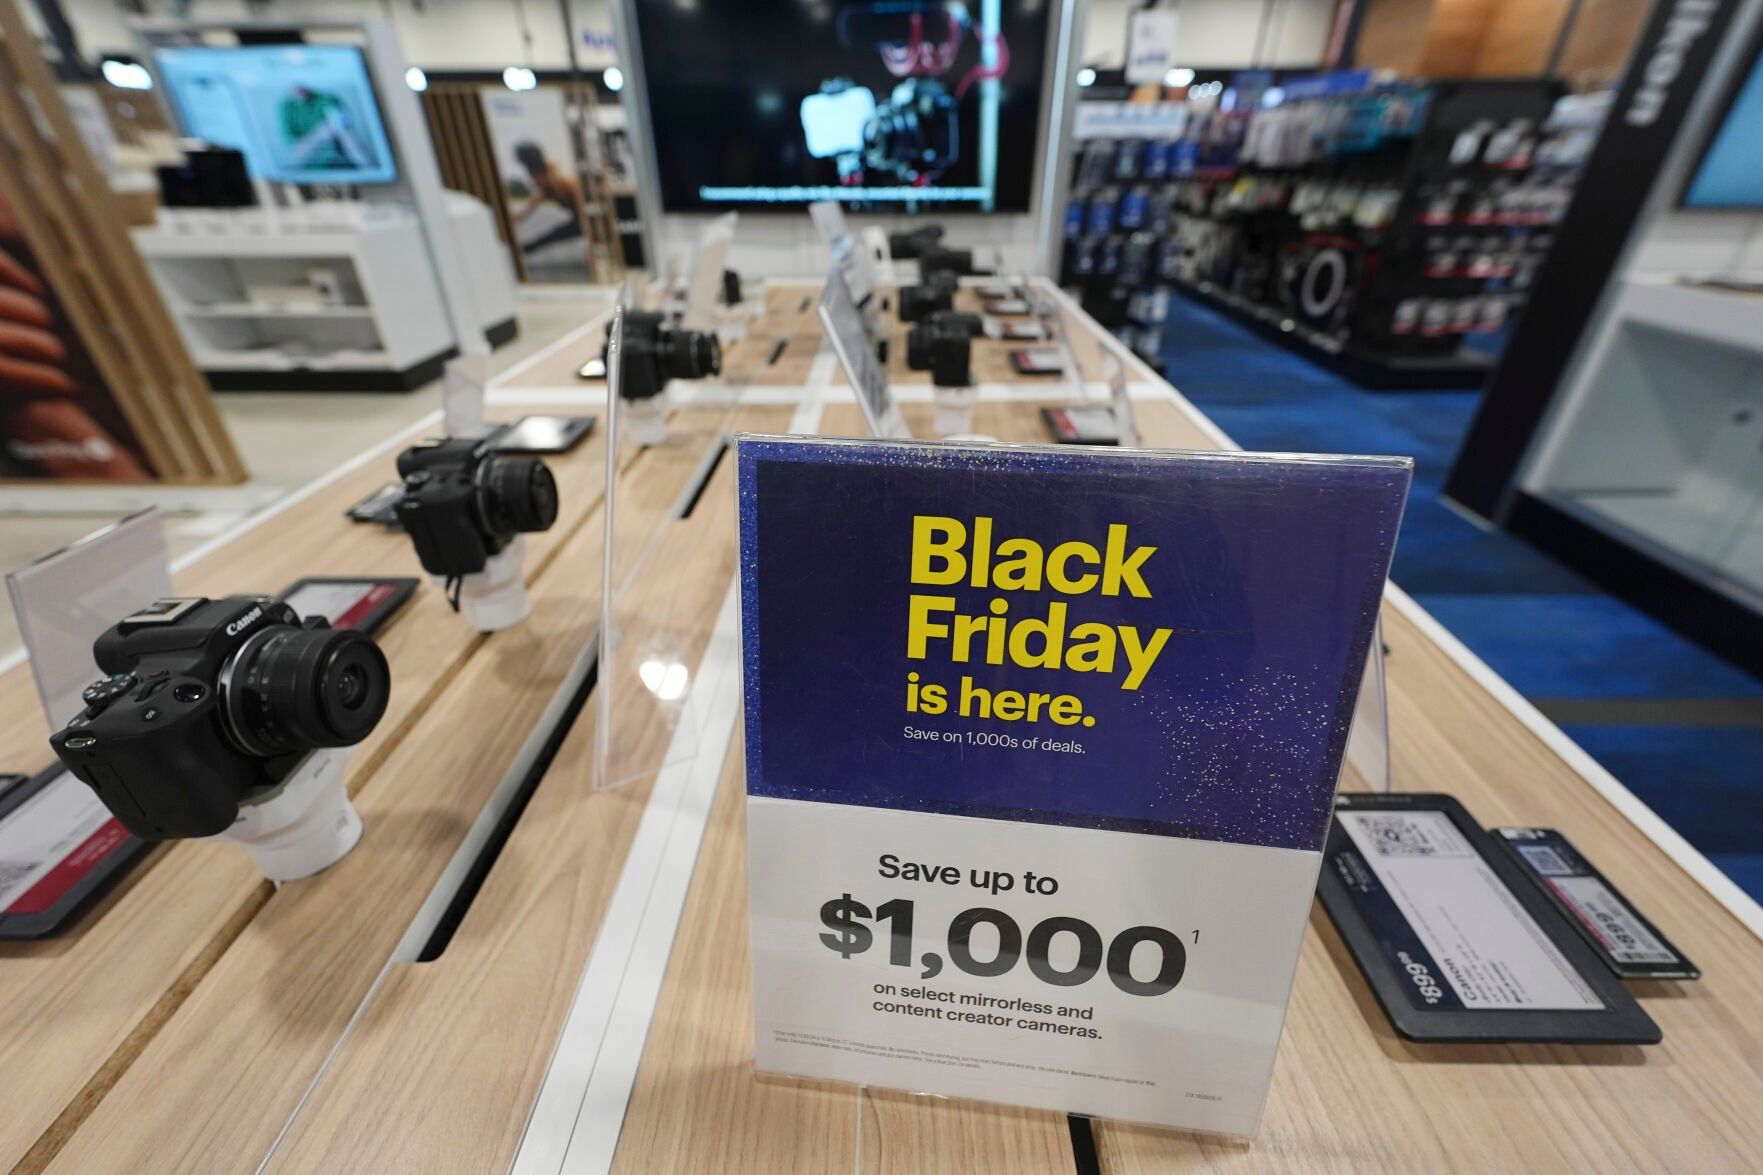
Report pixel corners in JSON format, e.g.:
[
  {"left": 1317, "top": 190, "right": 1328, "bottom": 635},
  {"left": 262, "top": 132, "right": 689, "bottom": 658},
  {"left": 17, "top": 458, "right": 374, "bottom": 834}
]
[{"left": 4, "top": 280, "right": 1761, "bottom": 1174}]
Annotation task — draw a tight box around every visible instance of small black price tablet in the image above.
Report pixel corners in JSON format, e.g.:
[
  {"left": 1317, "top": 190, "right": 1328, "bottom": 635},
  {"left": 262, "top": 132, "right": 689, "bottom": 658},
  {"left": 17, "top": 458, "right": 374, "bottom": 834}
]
[
  {"left": 993, "top": 319, "right": 1048, "bottom": 340},
  {"left": 1010, "top": 346, "right": 1065, "bottom": 376},
  {"left": 346, "top": 483, "right": 404, "bottom": 528},
  {"left": 0, "top": 766, "right": 149, "bottom": 939},
  {"left": 1318, "top": 793, "right": 1661, "bottom": 1044},
  {"left": 1041, "top": 406, "right": 1120, "bottom": 445},
  {"left": 1494, "top": 827, "right": 1699, "bottom": 981},
  {"left": 486, "top": 415, "right": 596, "bottom": 455},
  {"left": 279, "top": 577, "right": 417, "bottom": 634}
]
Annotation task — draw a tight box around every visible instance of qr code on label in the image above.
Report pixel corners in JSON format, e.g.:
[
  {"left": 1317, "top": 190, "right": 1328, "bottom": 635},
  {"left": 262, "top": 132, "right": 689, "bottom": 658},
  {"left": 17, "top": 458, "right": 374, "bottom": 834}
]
[{"left": 1352, "top": 813, "right": 1471, "bottom": 858}]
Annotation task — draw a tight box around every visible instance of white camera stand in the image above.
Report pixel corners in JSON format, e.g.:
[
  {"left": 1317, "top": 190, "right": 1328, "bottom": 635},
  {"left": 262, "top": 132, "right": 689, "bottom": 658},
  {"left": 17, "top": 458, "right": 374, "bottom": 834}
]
[
  {"left": 209, "top": 746, "right": 361, "bottom": 883},
  {"left": 623, "top": 394, "right": 670, "bottom": 447},
  {"left": 443, "top": 534, "right": 532, "bottom": 632},
  {"left": 932, "top": 384, "right": 979, "bottom": 438}
]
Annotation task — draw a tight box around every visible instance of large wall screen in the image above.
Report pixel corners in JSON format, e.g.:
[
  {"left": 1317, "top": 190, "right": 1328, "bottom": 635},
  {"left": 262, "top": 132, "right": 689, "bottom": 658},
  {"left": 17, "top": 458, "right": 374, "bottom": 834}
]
[{"left": 631, "top": 0, "right": 1051, "bottom": 213}]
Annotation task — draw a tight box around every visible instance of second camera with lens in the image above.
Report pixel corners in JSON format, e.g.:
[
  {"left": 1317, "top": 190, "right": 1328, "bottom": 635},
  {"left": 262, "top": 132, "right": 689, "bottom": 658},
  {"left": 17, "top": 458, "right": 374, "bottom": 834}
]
[
  {"left": 611, "top": 309, "right": 723, "bottom": 445},
  {"left": 50, "top": 596, "right": 390, "bottom": 879},
  {"left": 906, "top": 309, "right": 982, "bottom": 388},
  {"left": 616, "top": 310, "right": 722, "bottom": 402},
  {"left": 899, "top": 270, "right": 958, "bottom": 323},
  {"left": 396, "top": 437, "right": 559, "bottom": 631}
]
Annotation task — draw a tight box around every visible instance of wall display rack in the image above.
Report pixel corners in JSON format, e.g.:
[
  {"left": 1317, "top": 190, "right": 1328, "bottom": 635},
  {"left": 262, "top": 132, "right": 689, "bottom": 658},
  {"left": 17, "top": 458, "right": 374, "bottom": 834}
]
[{"left": 1058, "top": 75, "right": 1579, "bottom": 389}]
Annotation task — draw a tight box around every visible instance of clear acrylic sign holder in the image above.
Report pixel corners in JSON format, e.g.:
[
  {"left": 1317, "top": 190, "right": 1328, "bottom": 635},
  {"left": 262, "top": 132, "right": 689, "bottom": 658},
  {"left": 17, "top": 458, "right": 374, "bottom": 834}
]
[
  {"left": 6, "top": 508, "right": 174, "bottom": 730},
  {"left": 1344, "top": 611, "right": 1392, "bottom": 793},
  {"left": 592, "top": 304, "right": 708, "bottom": 790},
  {"left": 1027, "top": 285, "right": 1095, "bottom": 411},
  {"left": 820, "top": 262, "right": 909, "bottom": 440}
]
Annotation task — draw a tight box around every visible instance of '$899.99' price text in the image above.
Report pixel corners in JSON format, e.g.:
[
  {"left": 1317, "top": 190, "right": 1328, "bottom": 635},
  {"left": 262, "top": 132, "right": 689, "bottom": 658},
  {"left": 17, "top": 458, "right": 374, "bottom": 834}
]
[{"left": 818, "top": 895, "right": 1190, "bottom": 995}]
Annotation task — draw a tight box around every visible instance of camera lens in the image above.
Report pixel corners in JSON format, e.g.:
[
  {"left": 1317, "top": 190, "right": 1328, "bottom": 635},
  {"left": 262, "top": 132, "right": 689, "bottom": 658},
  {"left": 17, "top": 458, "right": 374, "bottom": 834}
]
[
  {"left": 221, "top": 626, "right": 390, "bottom": 757},
  {"left": 480, "top": 454, "right": 559, "bottom": 535},
  {"left": 662, "top": 328, "right": 722, "bottom": 381}
]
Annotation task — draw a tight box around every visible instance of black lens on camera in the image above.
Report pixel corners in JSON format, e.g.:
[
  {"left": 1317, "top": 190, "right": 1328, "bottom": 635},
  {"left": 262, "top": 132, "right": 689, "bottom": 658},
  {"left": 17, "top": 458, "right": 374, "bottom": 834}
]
[
  {"left": 223, "top": 626, "right": 391, "bottom": 757},
  {"left": 664, "top": 329, "right": 721, "bottom": 381},
  {"left": 481, "top": 454, "right": 559, "bottom": 535}
]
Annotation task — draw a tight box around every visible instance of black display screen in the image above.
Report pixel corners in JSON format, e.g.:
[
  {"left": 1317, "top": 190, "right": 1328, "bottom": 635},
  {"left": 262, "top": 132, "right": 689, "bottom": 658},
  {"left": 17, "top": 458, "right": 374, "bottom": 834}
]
[{"left": 630, "top": 0, "right": 1050, "bottom": 213}]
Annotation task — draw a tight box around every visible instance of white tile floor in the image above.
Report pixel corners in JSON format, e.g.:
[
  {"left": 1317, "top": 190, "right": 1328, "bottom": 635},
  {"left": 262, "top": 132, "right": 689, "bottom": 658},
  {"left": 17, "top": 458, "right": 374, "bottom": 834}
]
[{"left": 0, "top": 288, "right": 612, "bottom": 663}]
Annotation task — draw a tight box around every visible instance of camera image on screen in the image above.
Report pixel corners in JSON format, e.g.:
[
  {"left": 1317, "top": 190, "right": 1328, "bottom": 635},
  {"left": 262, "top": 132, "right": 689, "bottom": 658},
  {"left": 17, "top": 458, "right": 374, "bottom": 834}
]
[
  {"left": 615, "top": 310, "right": 723, "bottom": 401},
  {"left": 799, "top": 2, "right": 1004, "bottom": 194},
  {"left": 395, "top": 439, "right": 559, "bottom": 582},
  {"left": 633, "top": 0, "right": 1045, "bottom": 213},
  {"left": 906, "top": 308, "right": 982, "bottom": 387},
  {"left": 49, "top": 597, "right": 390, "bottom": 840},
  {"left": 804, "top": 76, "right": 961, "bottom": 187}
]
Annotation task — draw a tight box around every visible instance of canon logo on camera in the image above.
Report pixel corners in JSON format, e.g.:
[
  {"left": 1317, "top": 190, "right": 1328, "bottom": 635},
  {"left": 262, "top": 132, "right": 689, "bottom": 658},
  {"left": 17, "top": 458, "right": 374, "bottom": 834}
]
[{"left": 225, "top": 606, "right": 264, "bottom": 637}]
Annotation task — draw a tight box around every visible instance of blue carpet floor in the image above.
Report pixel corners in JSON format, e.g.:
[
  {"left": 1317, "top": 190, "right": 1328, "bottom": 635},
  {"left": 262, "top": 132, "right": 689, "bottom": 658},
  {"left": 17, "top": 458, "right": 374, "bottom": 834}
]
[{"left": 1155, "top": 295, "right": 1763, "bottom": 906}]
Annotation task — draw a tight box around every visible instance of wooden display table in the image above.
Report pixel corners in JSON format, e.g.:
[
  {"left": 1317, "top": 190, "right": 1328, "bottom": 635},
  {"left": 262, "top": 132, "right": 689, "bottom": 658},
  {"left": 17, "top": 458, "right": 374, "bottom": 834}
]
[{"left": 2, "top": 281, "right": 1761, "bottom": 1174}]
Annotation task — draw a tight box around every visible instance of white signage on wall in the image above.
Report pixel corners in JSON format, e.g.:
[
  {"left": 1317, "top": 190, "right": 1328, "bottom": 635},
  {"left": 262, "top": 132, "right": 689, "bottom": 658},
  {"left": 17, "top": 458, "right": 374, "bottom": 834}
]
[
  {"left": 1074, "top": 101, "right": 1189, "bottom": 141},
  {"left": 1126, "top": 10, "right": 1182, "bottom": 85}
]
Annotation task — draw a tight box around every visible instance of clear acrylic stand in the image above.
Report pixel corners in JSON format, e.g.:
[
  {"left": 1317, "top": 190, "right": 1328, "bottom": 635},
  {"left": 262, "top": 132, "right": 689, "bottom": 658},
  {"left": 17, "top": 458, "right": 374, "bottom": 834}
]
[
  {"left": 1104, "top": 350, "right": 1141, "bottom": 449},
  {"left": 592, "top": 304, "right": 706, "bottom": 791},
  {"left": 5, "top": 508, "right": 173, "bottom": 729},
  {"left": 1029, "top": 285, "right": 1092, "bottom": 410},
  {"left": 1344, "top": 612, "right": 1391, "bottom": 793}
]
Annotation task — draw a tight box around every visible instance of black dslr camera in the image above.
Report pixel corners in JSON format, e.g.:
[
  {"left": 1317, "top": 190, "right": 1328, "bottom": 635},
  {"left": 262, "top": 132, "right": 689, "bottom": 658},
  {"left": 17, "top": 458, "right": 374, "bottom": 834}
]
[
  {"left": 395, "top": 438, "right": 559, "bottom": 582},
  {"left": 49, "top": 597, "right": 390, "bottom": 840},
  {"left": 616, "top": 310, "right": 723, "bottom": 401},
  {"left": 906, "top": 310, "right": 982, "bottom": 387},
  {"left": 919, "top": 245, "right": 982, "bottom": 278},
  {"left": 899, "top": 270, "right": 958, "bottom": 323},
  {"left": 888, "top": 224, "right": 944, "bottom": 259}
]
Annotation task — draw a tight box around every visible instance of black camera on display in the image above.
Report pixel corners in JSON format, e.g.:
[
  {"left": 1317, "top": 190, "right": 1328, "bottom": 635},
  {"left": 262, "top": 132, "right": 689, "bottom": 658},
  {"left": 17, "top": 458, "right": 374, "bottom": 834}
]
[
  {"left": 906, "top": 309, "right": 982, "bottom": 388},
  {"left": 49, "top": 597, "right": 391, "bottom": 840},
  {"left": 919, "top": 244, "right": 981, "bottom": 278},
  {"left": 899, "top": 270, "right": 958, "bottom": 322},
  {"left": 888, "top": 224, "right": 944, "bottom": 259},
  {"left": 615, "top": 309, "right": 723, "bottom": 401},
  {"left": 395, "top": 438, "right": 559, "bottom": 582}
]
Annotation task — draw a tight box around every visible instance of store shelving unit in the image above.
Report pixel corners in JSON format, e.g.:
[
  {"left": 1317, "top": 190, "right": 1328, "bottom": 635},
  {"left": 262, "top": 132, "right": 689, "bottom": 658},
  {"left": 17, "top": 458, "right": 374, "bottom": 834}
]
[
  {"left": 134, "top": 198, "right": 517, "bottom": 391},
  {"left": 1060, "top": 76, "right": 1573, "bottom": 389}
]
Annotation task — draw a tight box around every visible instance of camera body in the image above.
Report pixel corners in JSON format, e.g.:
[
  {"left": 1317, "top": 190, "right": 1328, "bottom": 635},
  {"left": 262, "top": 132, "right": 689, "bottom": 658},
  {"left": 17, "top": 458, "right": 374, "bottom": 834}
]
[
  {"left": 919, "top": 245, "right": 980, "bottom": 278},
  {"left": 396, "top": 438, "right": 558, "bottom": 579},
  {"left": 888, "top": 224, "right": 945, "bottom": 260},
  {"left": 49, "top": 597, "right": 390, "bottom": 840},
  {"left": 906, "top": 309, "right": 982, "bottom": 387},
  {"left": 617, "top": 310, "right": 722, "bottom": 402},
  {"left": 899, "top": 270, "right": 958, "bottom": 322}
]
